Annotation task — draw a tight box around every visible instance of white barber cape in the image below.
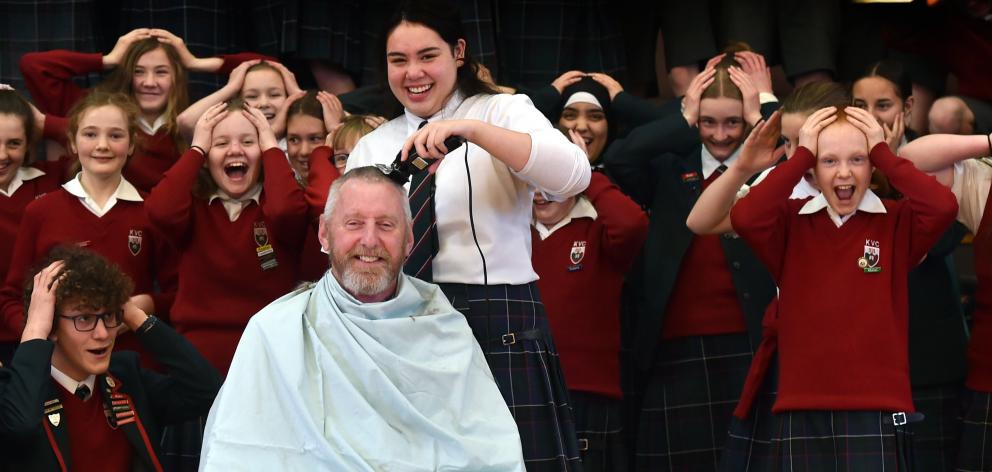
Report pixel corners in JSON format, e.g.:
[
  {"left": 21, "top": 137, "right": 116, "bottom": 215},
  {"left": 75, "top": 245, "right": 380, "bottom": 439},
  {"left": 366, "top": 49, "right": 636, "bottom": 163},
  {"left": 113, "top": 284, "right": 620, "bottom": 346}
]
[{"left": 199, "top": 272, "right": 525, "bottom": 471}]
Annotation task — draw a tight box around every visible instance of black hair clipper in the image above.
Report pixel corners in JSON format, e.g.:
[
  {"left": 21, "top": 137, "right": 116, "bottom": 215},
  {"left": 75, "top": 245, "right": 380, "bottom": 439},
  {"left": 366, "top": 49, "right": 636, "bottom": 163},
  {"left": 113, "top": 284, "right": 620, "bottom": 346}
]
[{"left": 377, "top": 136, "right": 466, "bottom": 185}]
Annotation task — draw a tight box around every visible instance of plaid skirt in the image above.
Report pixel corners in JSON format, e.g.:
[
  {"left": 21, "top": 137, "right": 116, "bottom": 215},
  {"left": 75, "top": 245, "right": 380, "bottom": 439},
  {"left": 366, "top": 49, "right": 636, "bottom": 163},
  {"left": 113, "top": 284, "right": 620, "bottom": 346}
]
[
  {"left": 437, "top": 282, "right": 582, "bottom": 472},
  {"left": 957, "top": 389, "right": 992, "bottom": 472},
  {"left": 160, "top": 417, "right": 206, "bottom": 472},
  {"left": 636, "top": 332, "right": 753, "bottom": 471},
  {"left": 911, "top": 383, "right": 963, "bottom": 471},
  {"left": 722, "top": 406, "right": 916, "bottom": 471},
  {"left": 571, "top": 391, "right": 629, "bottom": 472}
]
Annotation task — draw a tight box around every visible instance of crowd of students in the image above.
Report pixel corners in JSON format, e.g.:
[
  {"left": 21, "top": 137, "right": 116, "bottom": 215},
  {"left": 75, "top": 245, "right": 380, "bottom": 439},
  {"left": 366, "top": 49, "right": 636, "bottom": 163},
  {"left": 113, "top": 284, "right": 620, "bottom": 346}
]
[{"left": 0, "top": 0, "right": 990, "bottom": 470}]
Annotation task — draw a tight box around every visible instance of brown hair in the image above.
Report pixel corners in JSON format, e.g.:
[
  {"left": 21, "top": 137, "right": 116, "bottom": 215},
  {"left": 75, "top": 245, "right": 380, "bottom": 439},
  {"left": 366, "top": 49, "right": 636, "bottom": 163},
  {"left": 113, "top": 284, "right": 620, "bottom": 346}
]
[
  {"left": 23, "top": 245, "right": 134, "bottom": 332},
  {"left": 192, "top": 98, "right": 265, "bottom": 199},
  {"left": 97, "top": 38, "right": 189, "bottom": 150},
  {"left": 781, "top": 82, "right": 850, "bottom": 115},
  {"left": 700, "top": 42, "right": 752, "bottom": 102},
  {"left": 286, "top": 90, "right": 324, "bottom": 128},
  {"left": 0, "top": 90, "right": 37, "bottom": 164},
  {"left": 332, "top": 115, "right": 375, "bottom": 151},
  {"left": 65, "top": 91, "right": 140, "bottom": 176}
]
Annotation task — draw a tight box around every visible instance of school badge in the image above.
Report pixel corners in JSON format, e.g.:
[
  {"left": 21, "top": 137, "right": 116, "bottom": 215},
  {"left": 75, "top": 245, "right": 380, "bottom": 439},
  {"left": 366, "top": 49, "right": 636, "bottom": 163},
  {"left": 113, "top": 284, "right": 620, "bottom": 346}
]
[
  {"left": 47, "top": 413, "right": 61, "bottom": 427},
  {"left": 253, "top": 221, "right": 269, "bottom": 247},
  {"left": 857, "top": 239, "right": 881, "bottom": 273},
  {"left": 127, "top": 230, "right": 142, "bottom": 256},
  {"left": 569, "top": 241, "right": 587, "bottom": 265}
]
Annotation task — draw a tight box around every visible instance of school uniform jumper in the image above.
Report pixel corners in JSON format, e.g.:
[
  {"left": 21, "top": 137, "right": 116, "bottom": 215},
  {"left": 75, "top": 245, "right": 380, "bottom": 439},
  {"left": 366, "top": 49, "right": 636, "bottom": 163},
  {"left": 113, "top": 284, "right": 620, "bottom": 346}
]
[
  {"left": 532, "top": 171, "right": 649, "bottom": 472},
  {"left": 298, "top": 145, "right": 340, "bottom": 282},
  {"left": 723, "top": 143, "right": 958, "bottom": 470}
]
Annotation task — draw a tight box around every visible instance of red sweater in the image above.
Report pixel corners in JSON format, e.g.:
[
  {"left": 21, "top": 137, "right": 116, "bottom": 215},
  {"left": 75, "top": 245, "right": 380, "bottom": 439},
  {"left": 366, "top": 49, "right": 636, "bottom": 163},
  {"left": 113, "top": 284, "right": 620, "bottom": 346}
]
[
  {"left": 0, "top": 188, "right": 178, "bottom": 343},
  {"left": 532, "top": 172, "right": 648, "bottom": 399},
  {"left": 730, "top": 144, "right": 958, "bottom": 412},
  {"left": 662, "top": 171, "right": 748, "bottom": 338},
  {"left": 145, "top": 148, "right": 308, "bottom": 374},
  {"left": 19, "top": 49, "right": 274, "bottom": 116},
  {"left": 967, "top": 173, "right": 992, "bottom": 392},
  {"left": 0, "top": 161, "right": 66, "bottom": 296},
  {"left": 299, "top": 146, "right": 340, "bottom": 281},
  {"left": 58, "top": 385, "right": 132, "bottom": 472}
]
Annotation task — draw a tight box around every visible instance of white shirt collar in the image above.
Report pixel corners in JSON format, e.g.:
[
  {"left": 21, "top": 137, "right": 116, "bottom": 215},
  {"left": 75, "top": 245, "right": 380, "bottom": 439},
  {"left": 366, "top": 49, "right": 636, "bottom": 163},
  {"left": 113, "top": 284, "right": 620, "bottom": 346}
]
[
  {"left": 138, "top": 115, "right": 166, "bottom": 135},
  {"left": 798, "top": 189, "right": 887, "bottom": 227},
  {"left": 0, "top": 166, "right": 46, "bottom": 197},
  {"left": 701, "top": 144, "right": 742, "bottom": 179},
  {"left": 62, "top": 173, "right": 143, "bottom": 217},
  {"left": 533, "top": 196, "right": 597, "bottom": 240},
  {"left": 50, "top": 365, "right": 96, "bottom": 401},
  {"left": 209, "top": 184, "right": 262, "bottom": 222},
  {"left": 404, "top": 90, "right": 466, "bottom": 134}
]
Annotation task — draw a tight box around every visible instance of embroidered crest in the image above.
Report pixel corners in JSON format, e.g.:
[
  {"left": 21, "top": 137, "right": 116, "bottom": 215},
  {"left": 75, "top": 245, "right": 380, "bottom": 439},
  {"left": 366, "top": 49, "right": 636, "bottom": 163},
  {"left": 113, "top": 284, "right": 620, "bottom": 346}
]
[
  {"left": 858, "top": 239, "right": 882, "bottom": 273},
  {"left": 47, "top": 413, "right": 61, "bottom": 427},
  {"left": 127, "top": 230, "right": 142, "bottom": 256},
  {"left": 569, "top": 241, "right": 587, "bottom": 265},
  {"left": 253, "top": 221, "right": 269, "bottom": 247}
]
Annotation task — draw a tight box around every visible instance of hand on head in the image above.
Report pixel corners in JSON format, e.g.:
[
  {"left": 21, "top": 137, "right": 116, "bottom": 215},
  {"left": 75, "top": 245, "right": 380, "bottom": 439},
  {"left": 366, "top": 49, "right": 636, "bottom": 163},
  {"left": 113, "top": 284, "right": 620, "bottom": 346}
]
[
  {"left": 316, "top": 91, "right": 346, "bottom": 133},
  {"left": 270, "top": 89, "right": 307, "bottom": 138},
  {"left": 190, "top": 102, "right": 230, "bottom": 153},
  {"left": 734, "top": 51, "right": 773, "bottom": 95},
  {"left": 104, "top": 28, "right": 152, "bottom": 68},
  {"left": 551, "top": 70, "right": 586, "bottom": 93},
  {"left": 587, "top": 72, "right": 624, "bottom": 101},
  {"left": 844, "top": 106, "right": 886, "bottom": 150},
  {"left": 225, "top": 59, "right": 261, "bottom": 93},
  {"left": 148, "top": 29, "right": 197, "bottom": 68},
  {"left": 727, "top": 66, "right": 762, "bottom": 127},
  {"left": 268, "top": 61, "right": 303, "bottom": 96},
  {"left": 736, "top": 110, "right": 785, "bottom": 174},
  {"left": 682, "top": 67, "right": 717, "bottom": 125},
  {"left": 22, "top": 260, "right": 66, "bottom": 342},
  {"left": 242, "top": 104, "right": 280, "bottom": 151},
  {"left": 798, "top": 106, "right": 838, "bottom": 155}
]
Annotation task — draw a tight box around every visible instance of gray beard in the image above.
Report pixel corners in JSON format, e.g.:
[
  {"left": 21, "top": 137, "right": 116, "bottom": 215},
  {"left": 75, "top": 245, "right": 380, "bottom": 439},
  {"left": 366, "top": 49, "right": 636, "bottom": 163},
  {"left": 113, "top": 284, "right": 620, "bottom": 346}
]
[{"left": 339, "top": 266, "right": 392, "bottom": 298}]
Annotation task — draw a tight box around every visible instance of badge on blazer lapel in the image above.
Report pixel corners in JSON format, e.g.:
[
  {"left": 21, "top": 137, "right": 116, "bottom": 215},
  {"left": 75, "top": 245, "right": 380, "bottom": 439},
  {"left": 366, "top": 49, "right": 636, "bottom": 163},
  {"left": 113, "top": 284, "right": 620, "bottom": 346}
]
[
  {"left": 858, "top": 239, "right": 882, "bottom": 273},
  {"left": 47, "top": 412, "right": 61, "bottom": 427},
  {"left": 127, "top": 230, "right": 142, "bottom": 256}
]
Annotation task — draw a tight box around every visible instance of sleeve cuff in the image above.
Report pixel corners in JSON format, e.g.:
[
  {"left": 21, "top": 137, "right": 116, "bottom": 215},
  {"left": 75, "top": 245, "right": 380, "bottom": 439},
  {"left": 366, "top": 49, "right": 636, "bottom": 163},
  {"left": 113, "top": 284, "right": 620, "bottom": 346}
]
[{"left": 759, "top": 92, "right": 778, "bottom": 104}]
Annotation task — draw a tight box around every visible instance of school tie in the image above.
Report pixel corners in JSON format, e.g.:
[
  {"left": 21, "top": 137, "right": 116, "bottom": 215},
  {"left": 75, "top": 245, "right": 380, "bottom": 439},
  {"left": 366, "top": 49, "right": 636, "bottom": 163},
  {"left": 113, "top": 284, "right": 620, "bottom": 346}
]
[
  {"left": 74, "top": 384, "right": 90, "bottom": 401},
  {"left": 404, "top": 120, "right": 438, "bottom": 282},
  {"left": 717, "top": 164, "right": 727, "bottom": 174}
]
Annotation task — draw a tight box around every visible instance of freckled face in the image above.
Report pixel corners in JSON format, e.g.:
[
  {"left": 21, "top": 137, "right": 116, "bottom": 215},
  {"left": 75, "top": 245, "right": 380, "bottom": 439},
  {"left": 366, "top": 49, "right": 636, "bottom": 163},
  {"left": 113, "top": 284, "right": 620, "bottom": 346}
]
[{"left": 813, "top": 120, "right": 873, "bottom": 217}]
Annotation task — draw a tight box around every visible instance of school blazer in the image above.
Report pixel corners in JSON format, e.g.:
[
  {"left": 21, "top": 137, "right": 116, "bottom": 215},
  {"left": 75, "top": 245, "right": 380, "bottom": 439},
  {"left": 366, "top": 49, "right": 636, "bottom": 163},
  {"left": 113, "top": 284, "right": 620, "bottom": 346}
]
[
  {"left": 605, "top": 107, "right": 778, "bottom": 371},
  {"left": 0, "top": 322, "right": 221, "bottom": 472}
]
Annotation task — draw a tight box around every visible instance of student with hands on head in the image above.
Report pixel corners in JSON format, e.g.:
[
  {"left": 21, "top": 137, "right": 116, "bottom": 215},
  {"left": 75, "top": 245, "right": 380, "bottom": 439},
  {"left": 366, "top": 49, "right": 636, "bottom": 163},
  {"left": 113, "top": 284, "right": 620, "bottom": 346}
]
[
  {"left": 0, "top": 246, "right": 220, "bottom": 472},
  {"left": 145, "top": 100, "right": 307, "bottom": 375},
  {"left": 722, "top": 105, "right": 958, "bottom": 469}
]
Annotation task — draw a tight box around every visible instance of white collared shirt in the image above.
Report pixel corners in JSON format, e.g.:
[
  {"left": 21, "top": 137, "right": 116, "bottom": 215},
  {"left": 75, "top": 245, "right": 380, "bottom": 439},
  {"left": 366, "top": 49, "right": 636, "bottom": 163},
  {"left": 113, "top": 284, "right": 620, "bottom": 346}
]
[
  {"left": 209, "top": 184, "right": 262, "bottom": 222},
  {"left": 138, "top": 115, "right": 166, "bottom": 135},
  {"left": 952, "top": 158, "right": 992, "bottom": 233},
  {"left": 62, "top": 173, "right": 143, "bottom": 217},
  {"left": 50, "top": 365, "right": 96, "bottom": 401},
  {"left": 347, "top": 91, "right": 590, "bottom": 285},
  {"left": 742, "top": 167, "right": 820, "bottom": 201},
  {"left": 533, "top": 196, "right": 597, "bottom": 240},
  {"left": 0, "top": 166, "right": 46, "bottom": 197},
  {"left": 701, "top": 144, "right": 741, "bottom": 179},
  {"left": 798, "top": 189, "right": 887, "bottom": 227}
]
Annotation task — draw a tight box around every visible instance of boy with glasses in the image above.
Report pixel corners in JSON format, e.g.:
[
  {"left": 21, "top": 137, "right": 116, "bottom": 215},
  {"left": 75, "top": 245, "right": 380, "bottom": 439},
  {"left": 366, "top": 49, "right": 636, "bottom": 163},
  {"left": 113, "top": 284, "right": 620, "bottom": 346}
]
[{"left": 0, "top": 245, "right": 220, "bottom": 471}]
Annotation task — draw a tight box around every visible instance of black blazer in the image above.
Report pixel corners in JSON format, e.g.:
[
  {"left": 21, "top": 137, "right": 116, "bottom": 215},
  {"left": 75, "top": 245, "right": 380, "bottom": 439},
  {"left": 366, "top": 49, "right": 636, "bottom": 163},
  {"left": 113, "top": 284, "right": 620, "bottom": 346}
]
[
  {"left": 605, "top": 108, "right": 778, "bottom": 371},
  {"left": 0, "top": 321, "right": 221, "bottom": 472}
]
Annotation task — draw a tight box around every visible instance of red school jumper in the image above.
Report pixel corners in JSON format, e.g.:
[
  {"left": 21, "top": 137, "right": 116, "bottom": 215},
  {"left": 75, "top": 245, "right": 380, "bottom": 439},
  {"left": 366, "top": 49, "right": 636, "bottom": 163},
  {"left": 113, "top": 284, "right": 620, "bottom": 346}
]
[
  {"left": 144, "top": 147, "right": 308, "bottom": 374},
  {"left": 298, "top": 146, "right": 340, "bottom": 281},
  {"left": 0, "top": 185, "right": 179, "bottom": 351},
  {"left": 531, "top": 172, "right": 648, "bottom": 399},
  {"left": 730, "top": 143, "right": 958, "bottom": 412}
]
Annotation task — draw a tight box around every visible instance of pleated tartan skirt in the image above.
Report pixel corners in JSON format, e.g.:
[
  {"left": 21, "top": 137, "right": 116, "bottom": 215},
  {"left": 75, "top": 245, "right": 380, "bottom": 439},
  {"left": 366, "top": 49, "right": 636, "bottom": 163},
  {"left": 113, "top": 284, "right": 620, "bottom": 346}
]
[
  {"left": 438, "top": 282, "right": 582, "bottom": 472},
  {"left": 957, "top": 389, "right": 992, "bottom": 472}
]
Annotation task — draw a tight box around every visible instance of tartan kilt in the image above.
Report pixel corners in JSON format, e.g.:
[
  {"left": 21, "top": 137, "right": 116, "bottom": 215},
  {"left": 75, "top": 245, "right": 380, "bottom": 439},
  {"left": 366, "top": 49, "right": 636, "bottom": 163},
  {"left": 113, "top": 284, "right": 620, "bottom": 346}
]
[
  {"left": 957, "top": 389, "right": 992, "bottom": 472},
  {"left": 570, "top": 391, "right": 629, "bottom": 472},
  {"left": 437, "top": 282, "right": 582, "bottom": 472},
  {"left": 722, "top": 409, "right": 915, "bottom": 471},
  {"left": 910, "top": 383, "right": 963, "bottom": 471},
  {"left": 160, "top": 417, "right": 206, "bottom": 472},
  {"left": 636, "top": 332, "right": 753, "bottom": 471}
]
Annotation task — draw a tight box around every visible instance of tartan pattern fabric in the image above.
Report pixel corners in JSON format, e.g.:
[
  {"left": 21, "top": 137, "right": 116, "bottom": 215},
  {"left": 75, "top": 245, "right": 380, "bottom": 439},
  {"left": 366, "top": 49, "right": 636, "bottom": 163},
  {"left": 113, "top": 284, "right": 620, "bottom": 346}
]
[
  {"left": 957, "top": 389, "right": 992, "bottom": 472},
  {"left": 160, "top": 416, "right": 206, "bottom": 472},
  {"left": 437, "top": 282, "right": 581, "bottom": 472},
  {"left": 636, "top": 332, "right": 753, "bottom": 472},
  {"left": 911, "top": 383, "right": 963, "bottom": 472},
  {"left": 0, "top": 0, "right": 102, "bottom": 98},
  {"left": 722, "top": 409, "right": 915, "bottom": 472},
  {"left": 571, "top": 390, "right": 629, "bottom": 472}
]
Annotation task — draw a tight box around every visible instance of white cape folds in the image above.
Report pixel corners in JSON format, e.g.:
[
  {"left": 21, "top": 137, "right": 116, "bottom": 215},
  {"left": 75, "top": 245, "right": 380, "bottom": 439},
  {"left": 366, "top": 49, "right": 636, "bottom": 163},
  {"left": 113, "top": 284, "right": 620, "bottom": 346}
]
[{"left": 199, "top": 273, "right": 525, "bottom": 471}]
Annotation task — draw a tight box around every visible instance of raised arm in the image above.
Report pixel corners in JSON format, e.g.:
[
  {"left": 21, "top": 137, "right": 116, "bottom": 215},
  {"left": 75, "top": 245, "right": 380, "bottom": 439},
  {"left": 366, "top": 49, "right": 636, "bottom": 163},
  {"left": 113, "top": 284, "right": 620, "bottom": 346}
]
[
  {"left": 586, "top": 172, "right": 650, "bottom": 272},
  {"left": 899, "top": 132, "right": 991, "bottom": 187},
  {"left": 176, "top": 60, "right": 259, "bottom": 141},
  {"left": 687, "top": 111, "right": 784, "bottom": 235}
]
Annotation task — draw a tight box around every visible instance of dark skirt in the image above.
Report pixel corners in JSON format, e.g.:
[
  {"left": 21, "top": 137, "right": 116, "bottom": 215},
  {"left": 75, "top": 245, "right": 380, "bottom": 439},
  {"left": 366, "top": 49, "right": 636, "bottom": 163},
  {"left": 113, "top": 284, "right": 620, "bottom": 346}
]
[
  {"left": 910, "top": 383, "right": 963, "bottom": 471},
  {"left": 636, "top": 332, "right": 753, "bottom": 471},
  {"left": 160, "top": 417, "right": 205, "bottom": 472},
  {"left": 957, "top": 389, "right": 992, "bottom": 472},
  {"left": 722, "top": 407, "right": 915, "bottom": 471},
  {"left": 571, "top": 391, "right": 629, "bottom": 472},
  {"left": 437, "top": 282, "right": 582, "bottom": 472}
]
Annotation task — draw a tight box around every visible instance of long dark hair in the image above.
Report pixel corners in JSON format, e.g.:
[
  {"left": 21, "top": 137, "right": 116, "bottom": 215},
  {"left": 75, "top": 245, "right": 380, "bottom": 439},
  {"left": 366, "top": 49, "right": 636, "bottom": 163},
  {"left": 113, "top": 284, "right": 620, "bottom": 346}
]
[
  {"left": 857, "top": 59, "right": 912, "bottom": 100},
  {"left": 0, "top": 90, "right": 37, "bottom": 165},
  {"left": 378, "top": 0, "right": 501, "bottom": 117}
]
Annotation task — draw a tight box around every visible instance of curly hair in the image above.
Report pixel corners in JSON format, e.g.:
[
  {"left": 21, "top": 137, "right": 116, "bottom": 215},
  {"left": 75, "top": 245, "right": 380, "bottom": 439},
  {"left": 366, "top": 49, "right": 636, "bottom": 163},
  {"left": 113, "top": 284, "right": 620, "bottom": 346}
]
[{"left": 23, "top": 245, "right": 134, "bottom": 332}]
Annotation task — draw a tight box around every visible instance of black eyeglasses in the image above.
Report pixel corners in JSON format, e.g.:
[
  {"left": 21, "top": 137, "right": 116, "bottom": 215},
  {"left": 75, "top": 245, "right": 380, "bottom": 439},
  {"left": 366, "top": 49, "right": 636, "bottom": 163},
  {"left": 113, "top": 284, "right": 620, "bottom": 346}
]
[
  {"left": 60, "top": 312, "right": 123, "bottom": 332},
  {"left": 332, "top": 153, "right": 349, "bottom": 168}
]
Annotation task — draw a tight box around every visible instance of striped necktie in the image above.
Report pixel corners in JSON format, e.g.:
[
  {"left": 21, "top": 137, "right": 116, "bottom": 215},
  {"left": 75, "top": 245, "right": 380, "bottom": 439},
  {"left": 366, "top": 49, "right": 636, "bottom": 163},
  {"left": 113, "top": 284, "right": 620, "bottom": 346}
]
[
  {"left": 404, "top": 120, "right": 438, "bottom": 281},
  {"left": 74, "top": 384, "right": 90, "bottom": 400}
]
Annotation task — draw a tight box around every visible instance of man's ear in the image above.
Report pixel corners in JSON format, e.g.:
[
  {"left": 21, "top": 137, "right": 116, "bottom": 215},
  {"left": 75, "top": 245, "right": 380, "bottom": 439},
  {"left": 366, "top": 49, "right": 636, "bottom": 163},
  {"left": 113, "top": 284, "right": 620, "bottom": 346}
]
[{"left": 317, "top": 217, "right": 330, "bottom": 252}]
